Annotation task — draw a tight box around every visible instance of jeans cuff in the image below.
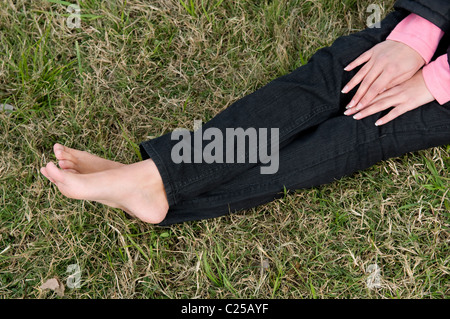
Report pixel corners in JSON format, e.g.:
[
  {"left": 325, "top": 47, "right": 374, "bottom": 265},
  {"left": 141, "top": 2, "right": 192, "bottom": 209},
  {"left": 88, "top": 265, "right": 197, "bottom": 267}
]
[{"left": 139, "top": 140, "right": 177, "bottom": 207}]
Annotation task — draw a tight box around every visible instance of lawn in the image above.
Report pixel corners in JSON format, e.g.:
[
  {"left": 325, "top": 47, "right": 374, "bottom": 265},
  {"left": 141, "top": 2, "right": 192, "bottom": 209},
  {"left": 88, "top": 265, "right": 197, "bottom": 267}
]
[{"left": 0, "top": 0, "right": 449, "bottom": 299}]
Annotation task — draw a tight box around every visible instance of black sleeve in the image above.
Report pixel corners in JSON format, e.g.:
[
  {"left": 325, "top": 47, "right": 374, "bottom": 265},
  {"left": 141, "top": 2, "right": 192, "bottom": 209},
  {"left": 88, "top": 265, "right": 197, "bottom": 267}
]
[
  {"left": 448, "top": 46, "right": 450, "bottom": 67},
  {"left": 394, "top": 0, "right": 450, "bottom": 32}
]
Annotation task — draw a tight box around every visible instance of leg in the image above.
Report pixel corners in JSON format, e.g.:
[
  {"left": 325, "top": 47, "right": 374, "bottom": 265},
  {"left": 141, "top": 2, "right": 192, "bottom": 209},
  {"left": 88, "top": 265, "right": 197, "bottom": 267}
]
[
  {"left": 41, "top": 11, "right": 409, "bottom": 224},
  {"left": 140, "top": 11, "right": 408, "bottom": 208},
  {"left": 159, "top": 99, "right": 450, "bottom": 225}
]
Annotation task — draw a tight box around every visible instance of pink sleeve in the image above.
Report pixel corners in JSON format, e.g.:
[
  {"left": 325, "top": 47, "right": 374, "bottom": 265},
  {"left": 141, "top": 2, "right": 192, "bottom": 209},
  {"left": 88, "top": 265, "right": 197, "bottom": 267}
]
[
  {"left": 387, "top": 13, "right": 444, "bottom": 64},
  {"left": 423, "top": 54, "right": 450, "bottom": 105}
]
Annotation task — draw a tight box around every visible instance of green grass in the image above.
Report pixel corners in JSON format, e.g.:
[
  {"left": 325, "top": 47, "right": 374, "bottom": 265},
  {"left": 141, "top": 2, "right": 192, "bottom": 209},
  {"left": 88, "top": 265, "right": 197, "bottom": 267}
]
[{"left": 0, "top": 0, "right": 449, "bottom": 299}]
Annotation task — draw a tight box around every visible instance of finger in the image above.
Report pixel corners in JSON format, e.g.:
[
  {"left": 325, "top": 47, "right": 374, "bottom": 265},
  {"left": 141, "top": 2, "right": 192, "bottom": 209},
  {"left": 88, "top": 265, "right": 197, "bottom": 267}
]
[
  {"left": 341, "top": 61, "right": 373, "bottom": 95},
  {"left": 374, "top": 105, "right": 410, "bottom": 126},
  {"left": 347, "top": 65, "right": 382, "bottom": 110},
  {"left": 344, "top": 49, "right": 373, "bottom": 72},
  {"left": 366, "top": 85, "right": 400, "bottom": 105},
  {"left": 344, "top": 87, "right": 393, "bottom": 116},
  {"left": 358, "top": 70, "right": 395, "bottom": 107},
  {"left": 351, "top": 94, "right": 402, "bottom": 120},
  {"left": 382, "top": 72, "right": 415, "bottom": 92}
]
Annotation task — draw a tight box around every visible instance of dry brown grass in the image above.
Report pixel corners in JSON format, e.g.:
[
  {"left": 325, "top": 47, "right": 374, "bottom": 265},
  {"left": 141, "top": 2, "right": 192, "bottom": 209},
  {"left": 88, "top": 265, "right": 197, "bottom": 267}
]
[{"left": 0, "top": 0, "right": 448, "bottom": 299}]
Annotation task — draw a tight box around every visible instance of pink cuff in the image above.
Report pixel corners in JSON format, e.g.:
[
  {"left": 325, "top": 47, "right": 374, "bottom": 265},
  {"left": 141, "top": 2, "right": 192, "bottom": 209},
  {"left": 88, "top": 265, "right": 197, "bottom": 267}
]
[
  {"left": 387, "top": 13, "right": 444, "bottom": 64},
  {"left": 423, "top": 55, "right": 450, "bottom": 105}
]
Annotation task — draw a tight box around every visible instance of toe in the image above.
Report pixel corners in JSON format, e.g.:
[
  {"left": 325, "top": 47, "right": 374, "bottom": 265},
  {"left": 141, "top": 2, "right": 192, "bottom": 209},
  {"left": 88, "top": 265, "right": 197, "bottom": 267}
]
[
  {"left": 45, "top": 162, "right": 66, "bottom": 185},
  {"left": 59, "top": 159, "right": 80, "bottom": 174},
  {"left": 54, "top": 144, "right": 65, "bottom": 160},
  {"left": 58, "top": 159, "right": 75, "bottom": 170},
  {"left": 63, "top": 169, "right": 80, "bottom": 174},
  {"left": 40, "top": 167, "right": 55, "bottom": 183},
  {"left": 53, "top": 143, "right": 65, "bottom": 155},
  {"left": 54, "top": 144, "right": 76, "bottom": 162},
  {"left": 44, "top": 162, "right": 87, "bottom": 199}
]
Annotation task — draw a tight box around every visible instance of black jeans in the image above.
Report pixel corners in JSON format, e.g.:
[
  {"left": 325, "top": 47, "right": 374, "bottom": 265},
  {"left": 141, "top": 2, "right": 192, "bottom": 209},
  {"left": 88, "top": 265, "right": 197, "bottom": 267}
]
[{"left": 140, "top": 10, "right": 450, "bottom": 226}]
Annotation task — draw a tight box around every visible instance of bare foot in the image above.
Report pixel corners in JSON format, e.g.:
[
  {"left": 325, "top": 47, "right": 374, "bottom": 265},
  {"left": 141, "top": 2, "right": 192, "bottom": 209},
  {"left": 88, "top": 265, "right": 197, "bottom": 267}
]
[
  {"left": 41, "top": 144, "right": 169, "bottom": 224},
  {"left": 53, "top": 143, "right": 125, "bottom": 174}
]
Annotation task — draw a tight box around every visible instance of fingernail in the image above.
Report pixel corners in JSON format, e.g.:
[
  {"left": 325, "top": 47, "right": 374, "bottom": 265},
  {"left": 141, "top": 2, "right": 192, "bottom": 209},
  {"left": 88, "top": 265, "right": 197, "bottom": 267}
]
[
  {"left": 355, "top": 102, "right": 363, "bottom": 111},
  {"left": 346, "top": 100, "right": 355, "bottom": 109},
  {"left": 375, "top": 120, "right": 382, "bottom": 126},
  {"left": 341, "top": 86, "right": 349, "bottom": 93},
  {"left": 353, "top": 113, "right": 361, "bottom": 120},
  {"left": 344, "top": 109, "right": 351, "bottom": 115},
  {"left": 344, "top": 65, "right": 349, "bottom": 71}
]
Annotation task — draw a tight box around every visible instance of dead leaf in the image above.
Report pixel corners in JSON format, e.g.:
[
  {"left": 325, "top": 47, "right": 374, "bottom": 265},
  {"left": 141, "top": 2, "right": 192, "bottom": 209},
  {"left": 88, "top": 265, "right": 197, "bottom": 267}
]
[
  {"left": 40, "top": 278, "right": 65, "bottom": 297},
  {"left": 261, "top": 259, "right": 270, "bottom": 270},
  {"left": 0, "top": 104, "right": 14, "bottom": 114}
]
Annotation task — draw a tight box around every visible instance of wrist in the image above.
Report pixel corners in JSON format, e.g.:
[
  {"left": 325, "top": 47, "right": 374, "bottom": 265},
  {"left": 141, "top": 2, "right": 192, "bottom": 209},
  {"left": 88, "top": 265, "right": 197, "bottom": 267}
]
[{"left": 387, "top": 13, "right": 444, "bottom": 64}]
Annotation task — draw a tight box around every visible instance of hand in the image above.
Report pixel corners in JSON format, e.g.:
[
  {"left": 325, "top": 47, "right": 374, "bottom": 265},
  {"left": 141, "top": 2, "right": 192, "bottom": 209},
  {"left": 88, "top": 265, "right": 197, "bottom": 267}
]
[
  {"left": 342, "top": 40, "right": 425, "bottom": 109},
  {"left": 344, "top": 69, "right": 435, "bottom": 126}
]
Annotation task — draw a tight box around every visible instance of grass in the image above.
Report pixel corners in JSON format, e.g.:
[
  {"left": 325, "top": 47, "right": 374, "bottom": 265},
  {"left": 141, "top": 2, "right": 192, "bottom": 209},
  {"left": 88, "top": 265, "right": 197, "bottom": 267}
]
[{"left": 0, "top": 0, "right": 449, "bottom": 299}]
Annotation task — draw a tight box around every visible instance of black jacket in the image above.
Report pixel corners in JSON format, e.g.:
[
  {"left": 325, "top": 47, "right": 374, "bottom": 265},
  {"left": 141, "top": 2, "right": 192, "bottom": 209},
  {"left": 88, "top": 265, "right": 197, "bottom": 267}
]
[{"left": 394, "top": 0, "right": 450, "bottom": 67}]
